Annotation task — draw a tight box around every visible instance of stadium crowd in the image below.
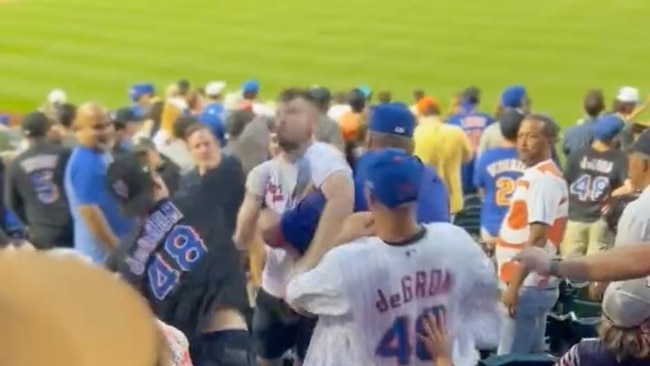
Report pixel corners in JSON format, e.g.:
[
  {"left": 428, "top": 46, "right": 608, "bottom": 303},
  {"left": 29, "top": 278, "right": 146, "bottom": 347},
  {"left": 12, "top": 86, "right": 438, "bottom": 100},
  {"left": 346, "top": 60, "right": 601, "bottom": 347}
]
[{"left": 1, "top": 79, "right": 650, "bottom": 366}]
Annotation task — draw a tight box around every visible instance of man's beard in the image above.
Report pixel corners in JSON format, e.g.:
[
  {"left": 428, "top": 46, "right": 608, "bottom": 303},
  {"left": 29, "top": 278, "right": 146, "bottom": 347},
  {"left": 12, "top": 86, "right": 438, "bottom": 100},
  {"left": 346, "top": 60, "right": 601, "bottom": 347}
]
[{"left": 277, "top": 136, "right": 301, "bottom": 153}]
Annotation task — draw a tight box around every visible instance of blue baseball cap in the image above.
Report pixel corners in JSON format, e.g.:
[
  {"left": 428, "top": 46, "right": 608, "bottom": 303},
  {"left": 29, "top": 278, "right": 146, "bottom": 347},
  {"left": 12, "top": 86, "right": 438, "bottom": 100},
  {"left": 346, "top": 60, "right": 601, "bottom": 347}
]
[
  {"left": 368, "top": 103, "right": 416, "bottom": 138},
  {"left": 242, "top": 79, "right": 260, "bottom": 93},
  {"left": 263, "top": 190, "right": 326, "bottom": 255},
  {"left": 593, "top": 114, "right": 625, "bottom": 141},
  {"left": 364, "top": 148, "right": 422, "bottom": 208},
  {"left": 129, "top": 83, "right": 155, "bottom": 102},
  {"left": 501, "top": 85, "right": 526, "bottom": 108}
]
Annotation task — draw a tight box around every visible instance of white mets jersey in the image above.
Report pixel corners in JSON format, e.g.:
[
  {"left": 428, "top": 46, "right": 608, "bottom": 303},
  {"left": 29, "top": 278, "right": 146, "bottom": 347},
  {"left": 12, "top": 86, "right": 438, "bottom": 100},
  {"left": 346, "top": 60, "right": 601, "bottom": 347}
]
[{"left": 286, "top": 222, "right": 500, "bottom": 366}]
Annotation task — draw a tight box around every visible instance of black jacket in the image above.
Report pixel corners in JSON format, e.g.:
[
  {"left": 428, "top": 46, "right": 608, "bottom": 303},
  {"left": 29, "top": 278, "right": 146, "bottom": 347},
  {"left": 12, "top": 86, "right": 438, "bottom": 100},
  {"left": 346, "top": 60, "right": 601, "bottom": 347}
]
[
  {"left": 5, "top": 141, "right": 72, "bottom": 229},
  {"left": 176, "top": 155, "right": 245, "bottom": 236},
  {"left": 4, "top": 141, "right": 74, "bottom": 248},
  {"left": 114, "top": 198, "right": 250, "bottom": 338}
]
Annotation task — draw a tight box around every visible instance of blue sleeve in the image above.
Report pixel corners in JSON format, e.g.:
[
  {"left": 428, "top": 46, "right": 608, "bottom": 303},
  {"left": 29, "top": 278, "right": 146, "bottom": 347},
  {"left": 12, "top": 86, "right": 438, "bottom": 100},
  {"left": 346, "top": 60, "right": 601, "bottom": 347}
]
[
  {"left": 70, "top": 154, "right": 102, "bottom": 205},
  {"left": 353, "top": 154, "right": 369, "bottom": 212},
  {"left": 416, "top": 170, "right": 450, "bottom": 223},
  {"left": 446, "top": 113, "right": 460, "bottom": 126},
  {"left": 353, "top": 173, "right": 368, "bottom": 212}
]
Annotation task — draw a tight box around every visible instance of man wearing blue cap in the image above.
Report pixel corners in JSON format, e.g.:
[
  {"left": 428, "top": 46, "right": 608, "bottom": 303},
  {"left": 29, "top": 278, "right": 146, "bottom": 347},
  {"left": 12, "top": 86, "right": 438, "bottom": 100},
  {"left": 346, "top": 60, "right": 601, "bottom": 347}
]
[
  {"left": 354, "top": 103, "right": 450, "bottom": 223},
  {"left": 129, "top": 83, "right": 155, "bottom": 119},
  {"left": 285, "top": 148, "right": 499, "bottom": 366},
  {"left": 562, "top": 114, "right": 628, "bottom": 258},
  {"left": 477, "top": 85, "right": 529, "bottom": 156}
]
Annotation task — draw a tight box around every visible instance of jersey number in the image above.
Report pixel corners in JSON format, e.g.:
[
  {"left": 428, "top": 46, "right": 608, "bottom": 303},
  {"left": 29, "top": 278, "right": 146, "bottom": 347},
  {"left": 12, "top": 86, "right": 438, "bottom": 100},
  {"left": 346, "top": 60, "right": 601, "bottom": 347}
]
[
  {"left": 30, "top": 170, "right": 59, "bottom": 204},
  {"left": 495, "top": 177, "right": 515, "bottom": 206},
  {"left": 148, "top": 225, "right": 207, "bottom": 300},
  {"left": 569, "top": 174, "right": 609, "bottom": 201},
  {"left": 375, "top": 305, "right": 446, "bottom": 365}
]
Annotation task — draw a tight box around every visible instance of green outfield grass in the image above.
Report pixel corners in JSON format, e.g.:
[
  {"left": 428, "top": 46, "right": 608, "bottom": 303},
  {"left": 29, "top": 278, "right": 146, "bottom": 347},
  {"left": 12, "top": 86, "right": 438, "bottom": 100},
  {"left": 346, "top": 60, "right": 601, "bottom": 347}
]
[{"left": 1, "top": 0, "right": 649, "bottom": 125}]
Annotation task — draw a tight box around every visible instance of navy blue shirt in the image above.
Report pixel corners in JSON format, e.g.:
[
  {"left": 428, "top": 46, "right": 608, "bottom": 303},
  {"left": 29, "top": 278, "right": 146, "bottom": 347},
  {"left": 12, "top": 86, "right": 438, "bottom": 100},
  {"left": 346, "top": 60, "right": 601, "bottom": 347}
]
[
  {"left": 353, "top": 152, "right": 450, "bottom": 223},
  {"left": 563, "top": 117, "right": 597, "bottom": 157},
  {"left": 447, "top": 110, "right": 494, "bottom": 194}
]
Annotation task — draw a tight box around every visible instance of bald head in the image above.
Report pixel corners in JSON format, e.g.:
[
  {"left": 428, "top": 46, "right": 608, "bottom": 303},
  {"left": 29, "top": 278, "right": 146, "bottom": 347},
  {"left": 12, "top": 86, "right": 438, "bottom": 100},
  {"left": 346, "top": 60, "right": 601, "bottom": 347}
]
[{"left": 74, "top": 102, "right": 112, "bottom": 149}]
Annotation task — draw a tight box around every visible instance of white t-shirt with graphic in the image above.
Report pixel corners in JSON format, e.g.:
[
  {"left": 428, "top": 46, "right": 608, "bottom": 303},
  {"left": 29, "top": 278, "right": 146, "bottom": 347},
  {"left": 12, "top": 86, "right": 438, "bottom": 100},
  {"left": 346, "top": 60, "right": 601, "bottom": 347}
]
[{"left": 246, "top": 142, "right": 351, "bottom": 298}]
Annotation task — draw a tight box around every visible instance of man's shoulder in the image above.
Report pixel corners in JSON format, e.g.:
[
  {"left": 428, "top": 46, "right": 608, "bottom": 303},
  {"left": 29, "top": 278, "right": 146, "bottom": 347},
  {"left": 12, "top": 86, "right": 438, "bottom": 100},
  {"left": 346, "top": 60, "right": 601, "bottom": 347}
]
[
  {"left": 326, "top": 237, "right": 383, "bottom": 261},
  {"left": 306, "top": 141, "right": 341, "bottom": 157},
  {"left": 525, "top": 163, "right": 567, "bottom": 192},
  {"left": 423, "top": 222, "right": 473, "bottom": 244},
  {"left": 441, "top": 123, "right": 465, "bottom": 136},
  {"left": 66, "top": 147, "right": 98, "bottom": 171},
  {"left": 305, "top": 143, "right": 349, "bottom": 172},
  {"left": 563, "top": 123, "right": 583, "bottom": 136}
]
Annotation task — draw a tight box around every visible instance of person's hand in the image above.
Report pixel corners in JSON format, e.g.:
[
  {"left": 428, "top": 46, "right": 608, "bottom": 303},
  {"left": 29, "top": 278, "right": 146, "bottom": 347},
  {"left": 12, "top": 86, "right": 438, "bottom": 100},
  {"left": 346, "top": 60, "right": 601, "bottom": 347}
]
[
  {"left": 258, "top": 208, "right": 280, "bottom": 232},
  {"left": 502, "top": 284, "right": 518, "bottom": 318},
  {"left": 418, "top": 312, "right": 453, "bottom": 366},
  {"left": 611, "top": 180, "right": 634, "bottom": 197},
  {"left": 334, "top": 212, "right": 375, "bottom": 246},
  {"left": 513, "top": 246, "right": 553, "bottom": 275}
]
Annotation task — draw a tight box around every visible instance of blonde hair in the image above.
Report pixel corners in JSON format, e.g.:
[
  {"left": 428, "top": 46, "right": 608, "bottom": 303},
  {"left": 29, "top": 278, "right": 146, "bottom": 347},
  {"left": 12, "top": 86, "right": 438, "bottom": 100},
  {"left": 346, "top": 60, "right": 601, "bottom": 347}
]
[
  {"left": 160, "top": 103, "right": 182, "bottom": 137},
  {"left": 599, "top": 316, "right": 650, "bottom": 361}
]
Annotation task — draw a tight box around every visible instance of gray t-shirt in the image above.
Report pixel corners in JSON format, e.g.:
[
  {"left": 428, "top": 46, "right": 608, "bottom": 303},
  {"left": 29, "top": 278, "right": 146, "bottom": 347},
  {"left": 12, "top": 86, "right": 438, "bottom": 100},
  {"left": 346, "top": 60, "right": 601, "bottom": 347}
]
[
  {"left": 615, "top": 187, "right": 650, "bottom": 246},
  {"left": 228, "top": 117, "right": 272, "bottom": 175},
  {"left": 315, "top": 115, "right": 344, "bottom": 152}
]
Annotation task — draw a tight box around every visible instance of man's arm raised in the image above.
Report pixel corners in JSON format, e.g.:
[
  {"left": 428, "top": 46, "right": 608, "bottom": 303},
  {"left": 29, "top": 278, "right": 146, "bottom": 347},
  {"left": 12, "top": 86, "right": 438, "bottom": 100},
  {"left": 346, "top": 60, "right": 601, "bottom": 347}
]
[{"left": 294, "top": 170, "right": 354, "bottom": 273}]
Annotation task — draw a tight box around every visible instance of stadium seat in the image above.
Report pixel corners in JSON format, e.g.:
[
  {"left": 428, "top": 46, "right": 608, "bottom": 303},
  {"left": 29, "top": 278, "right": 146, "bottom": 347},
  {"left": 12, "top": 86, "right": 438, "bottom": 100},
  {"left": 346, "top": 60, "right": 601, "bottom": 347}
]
[
  {"left": 454, "top": 193, "right": 481, "bottom": 237},
  {"left": 569, "top": 299, "right": 601, "bottom": 318},
  {"left": 479, "top": 353, "right": 556, "bottom": 366}
]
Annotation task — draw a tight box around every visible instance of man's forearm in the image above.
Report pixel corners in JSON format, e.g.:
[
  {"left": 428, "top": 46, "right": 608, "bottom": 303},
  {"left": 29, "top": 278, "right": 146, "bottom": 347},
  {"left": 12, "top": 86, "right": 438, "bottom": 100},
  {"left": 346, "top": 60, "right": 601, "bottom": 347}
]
[
  {"left": 558, "top": 245, "right": 650, "bottom": 282},
  {"left": 78, "top": 206, "right": 119, "bottom": 250},
  {"left": 296, "top": 198, "right": 352, "bottom": 272},
  {"left": 233, "top": 207, "right": 261, "bottom": 250}
]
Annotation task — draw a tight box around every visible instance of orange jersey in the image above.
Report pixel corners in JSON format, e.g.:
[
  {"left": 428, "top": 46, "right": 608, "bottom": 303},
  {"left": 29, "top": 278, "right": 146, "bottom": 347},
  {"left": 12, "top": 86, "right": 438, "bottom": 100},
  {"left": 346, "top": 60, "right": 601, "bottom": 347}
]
[{"left": 495, "top": 160, "right": 568, "bottom": 289}]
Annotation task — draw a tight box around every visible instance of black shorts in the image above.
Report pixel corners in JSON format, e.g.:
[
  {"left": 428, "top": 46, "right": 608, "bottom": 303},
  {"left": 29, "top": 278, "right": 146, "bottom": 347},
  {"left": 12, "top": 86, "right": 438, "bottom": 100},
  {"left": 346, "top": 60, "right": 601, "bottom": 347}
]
[
  {"left": 189, "top": 330, "right": 255, "bottom": 366},
  {"left": 252, "top": 288, "right": 317, "bottom": 361}
]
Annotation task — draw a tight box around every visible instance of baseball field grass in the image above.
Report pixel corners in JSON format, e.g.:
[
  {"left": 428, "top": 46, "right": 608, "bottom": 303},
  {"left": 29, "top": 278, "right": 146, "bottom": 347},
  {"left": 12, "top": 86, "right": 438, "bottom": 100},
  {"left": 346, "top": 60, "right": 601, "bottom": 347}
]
[{"left": 1, "top": 0, "right": 649, "bottom": 125}]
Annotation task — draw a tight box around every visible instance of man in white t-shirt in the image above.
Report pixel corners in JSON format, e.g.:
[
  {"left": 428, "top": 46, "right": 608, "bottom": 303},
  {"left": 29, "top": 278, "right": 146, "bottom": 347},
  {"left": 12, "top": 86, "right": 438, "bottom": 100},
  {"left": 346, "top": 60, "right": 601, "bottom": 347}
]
[
  {"left": 233, "top": 144, "right": 311, "bottom": 364},
  {"left": 234, "top": 87, "right": 354, "bottom": 365},
  {"left": 286, "top": 148, "right": 499, "bottom": 366}
]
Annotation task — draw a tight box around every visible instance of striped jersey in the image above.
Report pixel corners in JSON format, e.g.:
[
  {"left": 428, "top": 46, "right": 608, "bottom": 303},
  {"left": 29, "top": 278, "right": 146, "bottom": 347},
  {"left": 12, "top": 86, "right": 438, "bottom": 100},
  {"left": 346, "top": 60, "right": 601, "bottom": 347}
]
[
  {"left": 495, "top": 159, "right": 568, "bottom": 289},
  {"left": 286, "top": 223, "right": 500, "bottom": 366}
]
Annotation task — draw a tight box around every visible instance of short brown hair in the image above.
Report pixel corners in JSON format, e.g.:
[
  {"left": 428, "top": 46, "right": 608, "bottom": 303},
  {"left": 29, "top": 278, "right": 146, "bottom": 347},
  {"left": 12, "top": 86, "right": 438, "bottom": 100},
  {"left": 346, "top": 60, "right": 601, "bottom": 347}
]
[
  {"left": 183, "top": 122, "right": 211, "bottom": 141},
  {"left": 172, "top": 116, "right": 198, "bottom": 140},
  {"left": 367, "top": 131, "right": 414, "bottom": 154},
  {"left": 584, "top": 89, "right": 605, "bottom": 118},
  {"left": 278, "top": 88, "right": 318, "bottom": 104}
]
